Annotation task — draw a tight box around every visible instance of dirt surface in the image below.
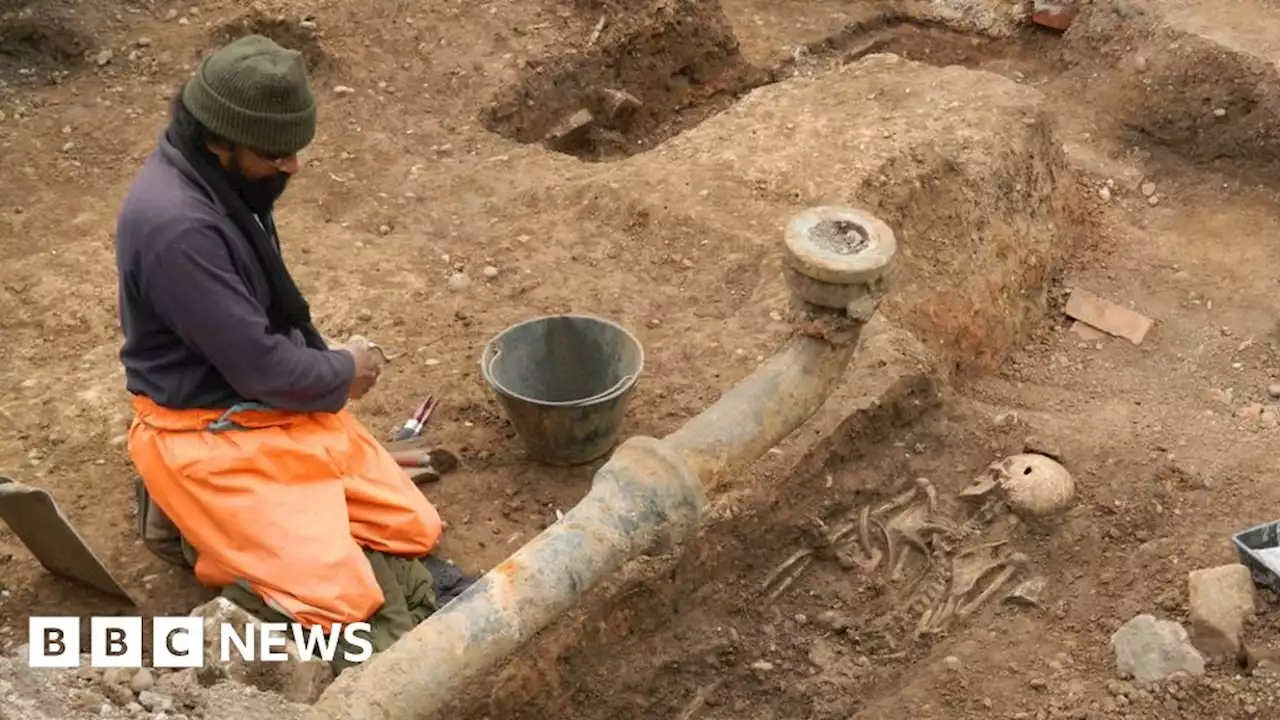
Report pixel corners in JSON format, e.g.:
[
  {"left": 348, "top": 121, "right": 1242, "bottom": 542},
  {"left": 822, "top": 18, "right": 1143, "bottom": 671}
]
[
  {"left": 0, "top": 656, "right": 310, "bottom": 719},
  {"left": 5, "top": 0, "right": 1280, "bottom": 718}
]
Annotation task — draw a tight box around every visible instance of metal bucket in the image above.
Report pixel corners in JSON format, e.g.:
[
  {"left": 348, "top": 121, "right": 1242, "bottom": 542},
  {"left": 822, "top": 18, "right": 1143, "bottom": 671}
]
[{"left": 480, "top": 314, "right": 644, "bottom": 466}]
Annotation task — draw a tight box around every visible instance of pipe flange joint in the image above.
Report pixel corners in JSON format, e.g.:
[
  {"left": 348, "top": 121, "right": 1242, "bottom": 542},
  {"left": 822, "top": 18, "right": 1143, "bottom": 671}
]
[{"left": 781, "top": 206, "right": 896, "bottom": 318}]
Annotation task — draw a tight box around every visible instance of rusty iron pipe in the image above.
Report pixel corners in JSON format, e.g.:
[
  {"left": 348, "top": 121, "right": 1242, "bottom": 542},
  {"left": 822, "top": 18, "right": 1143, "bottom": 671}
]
[
  {"left": 309, "top": 436, "right": 706, "bottom": 720},
  {"left": 306, "top": 206, "right": 896, "bottom": 720},
  {"left": 665, "top": 332, "right": 860, "bottom": 491}
]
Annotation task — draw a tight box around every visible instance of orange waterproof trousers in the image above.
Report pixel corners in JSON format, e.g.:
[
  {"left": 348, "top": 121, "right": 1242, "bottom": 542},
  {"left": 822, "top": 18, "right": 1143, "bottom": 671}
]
[{"left": 127, "top": 395, "right": 443, "bottom": 628}]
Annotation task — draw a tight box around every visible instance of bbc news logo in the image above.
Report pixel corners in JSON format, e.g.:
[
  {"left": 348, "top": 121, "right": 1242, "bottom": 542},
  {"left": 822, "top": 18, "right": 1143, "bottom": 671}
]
[{"left": 27, "top": 616, "right": 374, "bottom": 668}]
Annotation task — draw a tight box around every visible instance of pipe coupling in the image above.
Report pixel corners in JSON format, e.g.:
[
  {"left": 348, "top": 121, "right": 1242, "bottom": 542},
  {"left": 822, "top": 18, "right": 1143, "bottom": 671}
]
[
  {"left": 781, "top": 206, "right": 896, "bottom": 321},
  {"left": 599, "top": 435, "right": 708, "bottom": 555}
]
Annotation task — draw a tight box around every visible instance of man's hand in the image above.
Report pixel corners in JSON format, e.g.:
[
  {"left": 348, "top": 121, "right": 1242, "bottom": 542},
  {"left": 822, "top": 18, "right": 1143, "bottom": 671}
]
[{"left": 341, "top": 336, "right": 387, "bottom": 399}]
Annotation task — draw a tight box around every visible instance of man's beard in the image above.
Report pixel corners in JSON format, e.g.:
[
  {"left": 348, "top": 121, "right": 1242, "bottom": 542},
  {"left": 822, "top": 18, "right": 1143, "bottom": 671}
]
[{"left": 228, "top": 155, "right": 289, "bottom": 214}]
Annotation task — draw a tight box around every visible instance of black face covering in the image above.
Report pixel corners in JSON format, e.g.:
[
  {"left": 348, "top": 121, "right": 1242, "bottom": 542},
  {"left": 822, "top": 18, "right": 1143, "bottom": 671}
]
[
  {"left": 163, "top": 121, "right": 328, "bottom": 352},
  {"left": 228, "top": 152, "right": 290, "bottom": 214}
]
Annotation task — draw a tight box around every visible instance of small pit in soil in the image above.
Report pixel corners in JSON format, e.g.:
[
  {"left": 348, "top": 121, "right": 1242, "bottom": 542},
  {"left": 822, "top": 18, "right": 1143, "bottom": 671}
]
[
  {"left": 483, "top": 0, "right": 769, "bottom": 162},
  {"left": 208, "top": 9, "right": 334, "bottom": 75},
  {"left": 0, "top": 6, "right": 92, "bottom": 82},
  {"left": 810, "top": 220, "right": 871, "bottom": 256}
]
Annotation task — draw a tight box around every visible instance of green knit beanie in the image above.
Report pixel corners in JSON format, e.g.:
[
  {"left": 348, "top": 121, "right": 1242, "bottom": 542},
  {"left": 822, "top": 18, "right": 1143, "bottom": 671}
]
[{"left": 182, "top": 35, "right": 316, "bottom": 157}]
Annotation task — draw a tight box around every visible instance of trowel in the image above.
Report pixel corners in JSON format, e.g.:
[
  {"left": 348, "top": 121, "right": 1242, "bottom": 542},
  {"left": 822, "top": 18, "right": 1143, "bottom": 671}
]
[
  {"left": 388, "top": 447, "right": 460, "bottom": 485},
  {"left": 0, "top": 476, "right": 137, "bottom": 604}
]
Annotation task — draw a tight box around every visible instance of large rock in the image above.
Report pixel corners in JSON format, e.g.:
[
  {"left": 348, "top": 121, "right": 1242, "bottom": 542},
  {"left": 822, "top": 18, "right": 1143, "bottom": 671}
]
[
  {"left": 1188, "top": 564, "right": 1256, "bottom": 662},
  {"left": 1064, "top": 0, "right": 1280, "bottom": 168},
  {"left": 190, "top": 597, "right": 334, "bottom": 703},
  {"left": 1111, "top": 614, "right": 1205, "bottom": 684},
  {"left": 898, "top": 0, "right": 1032, "bottom": 36}
]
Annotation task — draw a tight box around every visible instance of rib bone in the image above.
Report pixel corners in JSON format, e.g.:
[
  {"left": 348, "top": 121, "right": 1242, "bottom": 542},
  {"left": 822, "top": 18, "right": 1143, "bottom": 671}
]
[{"left": 958, "top": 553, "right": 1029, "bottom": 618}]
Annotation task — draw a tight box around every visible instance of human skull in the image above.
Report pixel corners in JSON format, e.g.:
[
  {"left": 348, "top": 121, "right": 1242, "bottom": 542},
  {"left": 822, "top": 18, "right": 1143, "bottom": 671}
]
[{"left": 959, "top": 453, "right": 1075, "bottom": 518}]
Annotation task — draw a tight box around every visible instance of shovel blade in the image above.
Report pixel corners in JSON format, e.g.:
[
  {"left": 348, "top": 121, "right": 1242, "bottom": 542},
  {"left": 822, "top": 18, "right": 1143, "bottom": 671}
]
[{"left": 0, "top": 477, "right": 136, "bottom": 604}]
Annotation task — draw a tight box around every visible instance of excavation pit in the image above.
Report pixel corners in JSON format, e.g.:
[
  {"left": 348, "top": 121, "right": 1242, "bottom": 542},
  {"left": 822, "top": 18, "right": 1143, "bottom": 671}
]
[
  {"left": 456, "top": 393, "right": 1094, "bottom": 720},
  {"left": 7, "top": 0, "right": 1280, "bottom": 718},
  {"left": 0, "top": 26, "right": 1083, "bottom": 720},
  {"left": 206, "top": 6, "right": 336, "bottom": 75},
  {"left": 484, "top": 11, "right": 1063, "bottom": 163},
  {"left": 0, "top": 6, "right": 92, "bottom": 84},
  {"left": 309, "top": 43, "right": 1081, "bottom": 720},
  {"left": 483, "top": 0, "right": 769, "bottom": 162}
]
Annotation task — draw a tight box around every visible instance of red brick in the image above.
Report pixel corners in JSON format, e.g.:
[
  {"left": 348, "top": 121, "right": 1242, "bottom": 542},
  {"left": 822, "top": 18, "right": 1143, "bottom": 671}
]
[
  {"left": 1064, "top": 289, "right": 1153, "bottom": 346},
  {"left": 1032, "top": 4, "right": 1081, "bottom": 31}
]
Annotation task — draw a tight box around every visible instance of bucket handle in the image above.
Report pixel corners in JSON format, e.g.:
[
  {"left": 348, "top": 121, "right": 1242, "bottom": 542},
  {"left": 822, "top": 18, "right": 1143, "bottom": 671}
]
[
  {"left": 568, "top": 373, "right": 635, "bottom": 407},
  {"left": 485, "top": 345, "right": 635, "bottom": 408},
  {"left": 484, "top": 345, "right": 503, "bottom": 386}
]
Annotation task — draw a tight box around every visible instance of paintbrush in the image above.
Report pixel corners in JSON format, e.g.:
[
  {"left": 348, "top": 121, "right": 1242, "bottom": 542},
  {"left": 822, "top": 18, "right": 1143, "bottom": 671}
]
[{"left": 391, "top": 394, "right": 438, "bottom": 442}]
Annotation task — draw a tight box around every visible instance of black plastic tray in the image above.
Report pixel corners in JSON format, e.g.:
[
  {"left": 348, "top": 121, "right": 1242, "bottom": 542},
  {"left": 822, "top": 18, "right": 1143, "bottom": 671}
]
[{"left": 1233, "top": 520, "right": 1280, "bottom": 594}]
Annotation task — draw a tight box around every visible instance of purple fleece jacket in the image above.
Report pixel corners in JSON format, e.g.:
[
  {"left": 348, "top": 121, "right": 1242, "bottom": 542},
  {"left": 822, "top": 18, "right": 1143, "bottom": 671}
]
[{"left": 115, "top": 134, "right": 355, "bottom": 412}]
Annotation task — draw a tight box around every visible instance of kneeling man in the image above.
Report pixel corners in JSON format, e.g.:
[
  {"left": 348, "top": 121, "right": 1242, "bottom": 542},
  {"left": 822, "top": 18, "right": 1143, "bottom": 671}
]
[{"left": 115, "top": 34, "right": 443, "bottom": 645}]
